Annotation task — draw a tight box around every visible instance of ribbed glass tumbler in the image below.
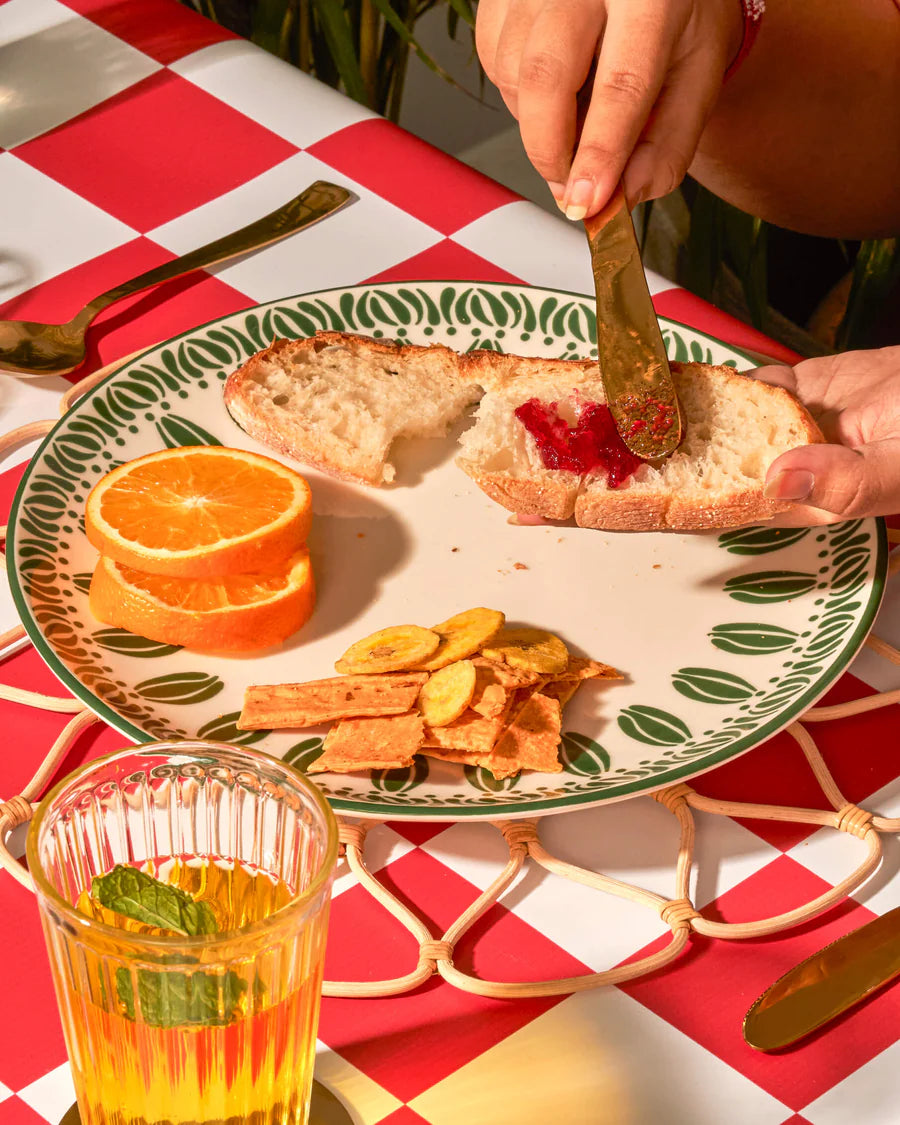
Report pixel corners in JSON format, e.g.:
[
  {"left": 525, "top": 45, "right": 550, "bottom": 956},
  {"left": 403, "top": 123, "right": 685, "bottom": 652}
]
[{"left": 27, "top": 740, "right": 339, "bottom": 1125}]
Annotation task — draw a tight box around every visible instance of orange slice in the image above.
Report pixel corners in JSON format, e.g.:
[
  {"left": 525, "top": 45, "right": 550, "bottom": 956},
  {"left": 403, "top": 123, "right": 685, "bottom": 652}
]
[
  {"left": 89, "top": 548, "right": 315, "bottom": 652},
  {"left": 85, "top": 447, "right": 312, "bottom": 578}
]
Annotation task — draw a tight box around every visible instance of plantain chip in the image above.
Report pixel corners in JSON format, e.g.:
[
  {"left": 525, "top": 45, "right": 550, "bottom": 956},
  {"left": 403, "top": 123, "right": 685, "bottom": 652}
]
[
  {"left": 481, "top": 627, "right": 569, "bottom": 675},
  {"left": 413, "top": 607, "right": 505, "bottom": 671},
  {"left": 336, "top": 624, "right": 440, "bottom": 674},
  {"left": 417, "top": 659, "right": 477, "bottom": 727}
]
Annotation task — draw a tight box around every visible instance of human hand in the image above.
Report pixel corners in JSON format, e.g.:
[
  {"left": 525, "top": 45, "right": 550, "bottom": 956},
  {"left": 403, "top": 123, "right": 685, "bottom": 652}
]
[
  {"left": 475, "top": 0, "right": 744, "bottom": 219},
  {"left": 758, "top": 346, "right": 900, "bottom": 524}
]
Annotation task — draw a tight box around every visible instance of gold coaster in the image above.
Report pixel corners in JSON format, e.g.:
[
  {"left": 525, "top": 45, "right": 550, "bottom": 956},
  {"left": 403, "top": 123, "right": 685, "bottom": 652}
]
[{"left": 59, "top": 1080, "right": 354, "bottom": 1125}]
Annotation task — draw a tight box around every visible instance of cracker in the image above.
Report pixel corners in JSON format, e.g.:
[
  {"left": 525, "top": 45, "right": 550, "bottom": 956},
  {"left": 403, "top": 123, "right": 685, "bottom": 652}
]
[
  {"left": 556, "top": 656, "right": 623, "bottom": 681},
  {"left": 469, "top": 661, "right": 515, "bottom": 718},
  {"left": 539, "top": 678, "right": 582, "bottom": 708},
  {"left": 421, "top": 745, "right": 481, "bottom": 766},
  {"left": 480, "top": 692, "right": 563, "bottom": 780},
  {"left": 306, "top": 711, "right": 424, "bottom": 773},
  {"left": 422, "top": 704, "right": 511, "bottom": 756},
  {"left": 238, "top": 673, "right": 427, "bottom": 729},
  {"left": 470, "top": 656, "right": 543, "bottom": 689}
]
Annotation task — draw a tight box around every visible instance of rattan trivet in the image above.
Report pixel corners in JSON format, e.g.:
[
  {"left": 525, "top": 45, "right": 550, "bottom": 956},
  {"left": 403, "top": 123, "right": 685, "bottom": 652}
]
[{"left": 1, "top": 358, "right": 899, "bottom": 1000}]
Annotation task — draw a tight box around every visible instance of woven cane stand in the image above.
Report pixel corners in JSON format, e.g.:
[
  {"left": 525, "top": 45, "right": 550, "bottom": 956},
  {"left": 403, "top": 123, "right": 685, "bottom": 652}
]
[{"left": 2, "top": 357, "right": 900, "bottom": 1000}]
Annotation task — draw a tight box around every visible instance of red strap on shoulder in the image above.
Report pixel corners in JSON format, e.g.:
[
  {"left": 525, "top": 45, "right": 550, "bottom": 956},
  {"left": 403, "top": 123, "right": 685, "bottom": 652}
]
[{"left": 725, "top": 0, "right": 765, "bottom": 81}]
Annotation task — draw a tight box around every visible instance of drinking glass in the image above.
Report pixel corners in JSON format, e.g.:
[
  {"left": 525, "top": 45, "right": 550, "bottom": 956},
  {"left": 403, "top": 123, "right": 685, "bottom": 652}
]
[{"left": 27, "top": 740, "right": 339, "bottom": 1125}]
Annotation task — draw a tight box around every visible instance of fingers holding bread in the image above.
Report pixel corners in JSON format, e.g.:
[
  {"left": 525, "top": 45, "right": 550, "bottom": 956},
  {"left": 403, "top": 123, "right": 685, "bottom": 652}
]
[{"left": 223, "top": 331, "right": 824, "bottom": 531}]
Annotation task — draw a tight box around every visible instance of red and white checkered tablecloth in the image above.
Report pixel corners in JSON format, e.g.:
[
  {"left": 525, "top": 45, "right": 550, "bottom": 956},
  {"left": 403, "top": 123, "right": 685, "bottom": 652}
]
[{"left": 2, "top": 2, "right": 900, "bottom": 1123}]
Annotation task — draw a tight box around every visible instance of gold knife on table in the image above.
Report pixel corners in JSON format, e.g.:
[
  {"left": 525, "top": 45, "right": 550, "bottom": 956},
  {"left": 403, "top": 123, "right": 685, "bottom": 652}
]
[
  {"left": 584, "top": 185, "right": 682, "bottom": 461},
  {"left": 744, "top": 905, "right": 900, "bottom": 1051}
]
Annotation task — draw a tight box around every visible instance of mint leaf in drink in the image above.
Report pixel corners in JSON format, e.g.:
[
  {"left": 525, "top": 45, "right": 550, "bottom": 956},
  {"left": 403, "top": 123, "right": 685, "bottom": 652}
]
[
  {"left": 115, "top": 959, "right": 247, "bottom": 1028},
  {"left": 92, "top": 864, "right": 217, "bottom": 936}
]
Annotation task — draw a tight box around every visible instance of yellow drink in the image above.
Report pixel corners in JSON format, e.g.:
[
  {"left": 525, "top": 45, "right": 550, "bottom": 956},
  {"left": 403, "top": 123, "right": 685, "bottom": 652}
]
[{"left": 28, "top": 743, "right": 338, "bottom": 1125}]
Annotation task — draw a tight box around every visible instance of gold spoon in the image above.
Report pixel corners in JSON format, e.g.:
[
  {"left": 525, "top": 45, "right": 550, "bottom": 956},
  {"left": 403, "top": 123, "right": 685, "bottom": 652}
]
[{"left": 0, "top": 181, "right": 353, "bottom": 377}]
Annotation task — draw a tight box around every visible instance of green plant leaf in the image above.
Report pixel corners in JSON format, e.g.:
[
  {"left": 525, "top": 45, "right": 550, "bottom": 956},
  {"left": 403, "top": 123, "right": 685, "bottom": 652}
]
[
  {"left": 92, "top": 865, "right": 217, "bottom": 936},
  {"left": 310, "top": 0, "right": 369, "bottom": 105},
  {"left": 115, "top": 961, "right": 246, "bottom": 1028},
  {"left": 683, "top": 184, "right": 722, "bottom": 302},
  {"left": 837, "top": 238, "right": 900, "bottom": 351}
]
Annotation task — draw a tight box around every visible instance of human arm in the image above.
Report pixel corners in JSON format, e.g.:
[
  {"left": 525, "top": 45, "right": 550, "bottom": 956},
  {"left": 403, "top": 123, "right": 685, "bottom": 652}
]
[
  {"left": 692, "top": 0, "right": 900, "bottom": 239},
  {"left": 476, "top": 0, "right": 900, "bottom": 239}
]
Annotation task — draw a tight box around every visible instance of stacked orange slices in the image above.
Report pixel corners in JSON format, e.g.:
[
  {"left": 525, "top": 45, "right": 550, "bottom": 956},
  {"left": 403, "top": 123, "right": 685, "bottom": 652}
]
[{"left": 86, "top": 447, "right": 315, "bottom": 652}]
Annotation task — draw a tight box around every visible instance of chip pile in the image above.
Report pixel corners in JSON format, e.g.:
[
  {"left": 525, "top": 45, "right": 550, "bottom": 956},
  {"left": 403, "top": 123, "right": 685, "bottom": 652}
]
[{"left": 238, "top": 608, "right": 622, "bottom": 779}]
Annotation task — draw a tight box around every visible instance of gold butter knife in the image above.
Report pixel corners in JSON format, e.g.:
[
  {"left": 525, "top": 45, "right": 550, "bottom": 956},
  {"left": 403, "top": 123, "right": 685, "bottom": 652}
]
[
  {"left": 584, "top": 185, "right": 682, "bottom": 461},
  {"left": 744, "top": 905, "right": 900, "bottom": 1051}
]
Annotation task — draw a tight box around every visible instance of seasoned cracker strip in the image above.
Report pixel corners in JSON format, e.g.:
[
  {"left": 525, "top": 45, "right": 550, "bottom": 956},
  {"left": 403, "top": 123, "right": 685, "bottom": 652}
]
[
  {"left": 556, "top": 656, "right": 623, "bottom": 681},
  {"left": 238, "top": 673, "right": 428, "bottom": 729},
  {"left": 469, "top": 660, "right": 514, "bottom": 718},
  {"left": 307, "top": 712, "right": 425, "bottom": 773},
  {"left": 481, "top": 692, "right": 563, "bottom": 780},
  {"left": 422, "top": 704, "right": 511, "bottom": 756}
]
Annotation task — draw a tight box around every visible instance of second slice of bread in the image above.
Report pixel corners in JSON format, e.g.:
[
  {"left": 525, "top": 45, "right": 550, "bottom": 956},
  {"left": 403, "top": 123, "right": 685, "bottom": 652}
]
[
  {"left": 456, "top": 359, "right": 823, "bottom": 530},
  {"left": 224, "top": 333, "right": 482, "bottom": 486}
]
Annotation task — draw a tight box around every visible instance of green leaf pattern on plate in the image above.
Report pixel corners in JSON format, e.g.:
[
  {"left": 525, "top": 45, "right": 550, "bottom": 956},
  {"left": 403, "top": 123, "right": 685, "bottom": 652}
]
[
  {"left": 196, "top": 712, "right": 268, "bottom": 745},
  {"left": 717, "top": 526, "right": 810, "bottom": 554},
  {"left": 134, "top": 673, "right": 224, "bottom": 705},
  {"left": 93, "top": 629, "right": 183, "bottom": 657},
  {"left": 724, "top": 571, "right": 818, "bottom": 603},
  {"left": 618, "top": 706, "right": 691, "bottom": 746},
  {"left": 559, "top": 732, "right": 611, "bottom": 775},
  {"left": 709, "top": 623, "right": 798, "bottom": 655},
  {"left": 672, "top": 667, "right": 757, "bottom": 704}
]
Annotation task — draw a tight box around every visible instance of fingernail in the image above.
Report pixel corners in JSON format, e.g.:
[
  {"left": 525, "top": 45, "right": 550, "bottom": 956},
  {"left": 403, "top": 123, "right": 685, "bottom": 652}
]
[
  {"left": 547, "top": 182, "right": 567, "bottom": 214},
  {"left": 630, "top": 183, "right": 652, "bottom": 206},
  {"left": 564, "top": 179, "right": 594, "bottom": 221},
  {"left": 764, "top": 469, "right": 815, "bottom": 501}
]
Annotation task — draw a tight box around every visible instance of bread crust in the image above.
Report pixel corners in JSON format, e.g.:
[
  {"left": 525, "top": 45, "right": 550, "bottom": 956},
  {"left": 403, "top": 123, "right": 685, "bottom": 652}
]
[
  {"left": 224, "top": 332, "right": 479, "bottom": 487},
  {"left": 456, "top": 356, "right": 824, "bottom": 532},
  {"left": 224, "top": 332, "right": 824, "bottom": 532},
  {"left": 457, "top": 461, "right": 579, "bottom": 520}
]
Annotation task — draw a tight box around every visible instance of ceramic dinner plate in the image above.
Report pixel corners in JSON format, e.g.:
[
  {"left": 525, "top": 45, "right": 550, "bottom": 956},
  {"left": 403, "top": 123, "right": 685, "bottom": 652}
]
[{"left": 8, "top": 282, "right": 886, "bottom": 820}]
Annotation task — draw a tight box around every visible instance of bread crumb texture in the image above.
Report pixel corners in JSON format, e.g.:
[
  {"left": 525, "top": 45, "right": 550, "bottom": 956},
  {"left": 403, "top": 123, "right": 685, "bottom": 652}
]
[{"left": 224, "top": 336, "right": 822, "bottom": 531}]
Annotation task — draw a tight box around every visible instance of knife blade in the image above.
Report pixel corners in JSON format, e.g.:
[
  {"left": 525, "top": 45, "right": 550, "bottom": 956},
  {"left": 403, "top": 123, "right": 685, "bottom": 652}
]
[
  {"left": 743, "top": 905, "right": 900, "bottom": 1051},
  {"left": 584, "top": 185, "right": 682, "bottom": 461}
]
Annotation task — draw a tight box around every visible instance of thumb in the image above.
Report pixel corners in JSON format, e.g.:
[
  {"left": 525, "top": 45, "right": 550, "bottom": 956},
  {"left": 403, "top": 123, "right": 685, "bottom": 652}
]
[{"left": 765, "top": 440, "right": 900, "bottom": 521}]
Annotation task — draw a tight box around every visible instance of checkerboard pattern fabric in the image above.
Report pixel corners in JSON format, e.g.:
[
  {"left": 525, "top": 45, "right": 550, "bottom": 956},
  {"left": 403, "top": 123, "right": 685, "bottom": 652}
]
[{"left": 2, "top": 2, "right": 900, "bottom": 1123}]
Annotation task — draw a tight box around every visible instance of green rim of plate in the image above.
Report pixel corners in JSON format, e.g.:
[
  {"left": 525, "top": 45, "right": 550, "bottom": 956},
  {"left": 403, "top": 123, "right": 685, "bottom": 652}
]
[{"left": 7, "top": 281, "right": 888, "bottom": 819}]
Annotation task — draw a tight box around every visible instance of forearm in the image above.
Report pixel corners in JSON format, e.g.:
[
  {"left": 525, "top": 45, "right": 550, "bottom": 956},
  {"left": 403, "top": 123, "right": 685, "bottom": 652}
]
[{"left": 691, "top": 0, "right": 900, "bottom": 239}]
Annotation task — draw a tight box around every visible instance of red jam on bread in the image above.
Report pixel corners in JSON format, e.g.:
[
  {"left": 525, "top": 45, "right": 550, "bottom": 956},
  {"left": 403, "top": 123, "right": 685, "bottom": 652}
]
[{"left": 514, "top": 398, "right": 643, "bottom": 488}]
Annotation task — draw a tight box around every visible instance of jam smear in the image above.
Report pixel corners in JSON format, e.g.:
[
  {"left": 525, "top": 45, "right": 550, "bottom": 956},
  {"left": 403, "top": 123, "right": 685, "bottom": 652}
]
[
  {"left": 620, "top": 392, "right": 677, "bottom": 442},
  {"left": 514, "top": 398, "right": 643, "bottom": 488}
]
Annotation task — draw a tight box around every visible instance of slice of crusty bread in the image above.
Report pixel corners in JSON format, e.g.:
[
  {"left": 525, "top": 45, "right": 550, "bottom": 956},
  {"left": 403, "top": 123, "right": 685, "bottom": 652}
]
[
  {"left": 225, "top": 332, "right": 822, "bottom": 530},
  {"left": 224, "top": 332, "right": 482, "bottom": 486},
  {"left": 455, "top": 359, "right": 824, "bottom": 531}
]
